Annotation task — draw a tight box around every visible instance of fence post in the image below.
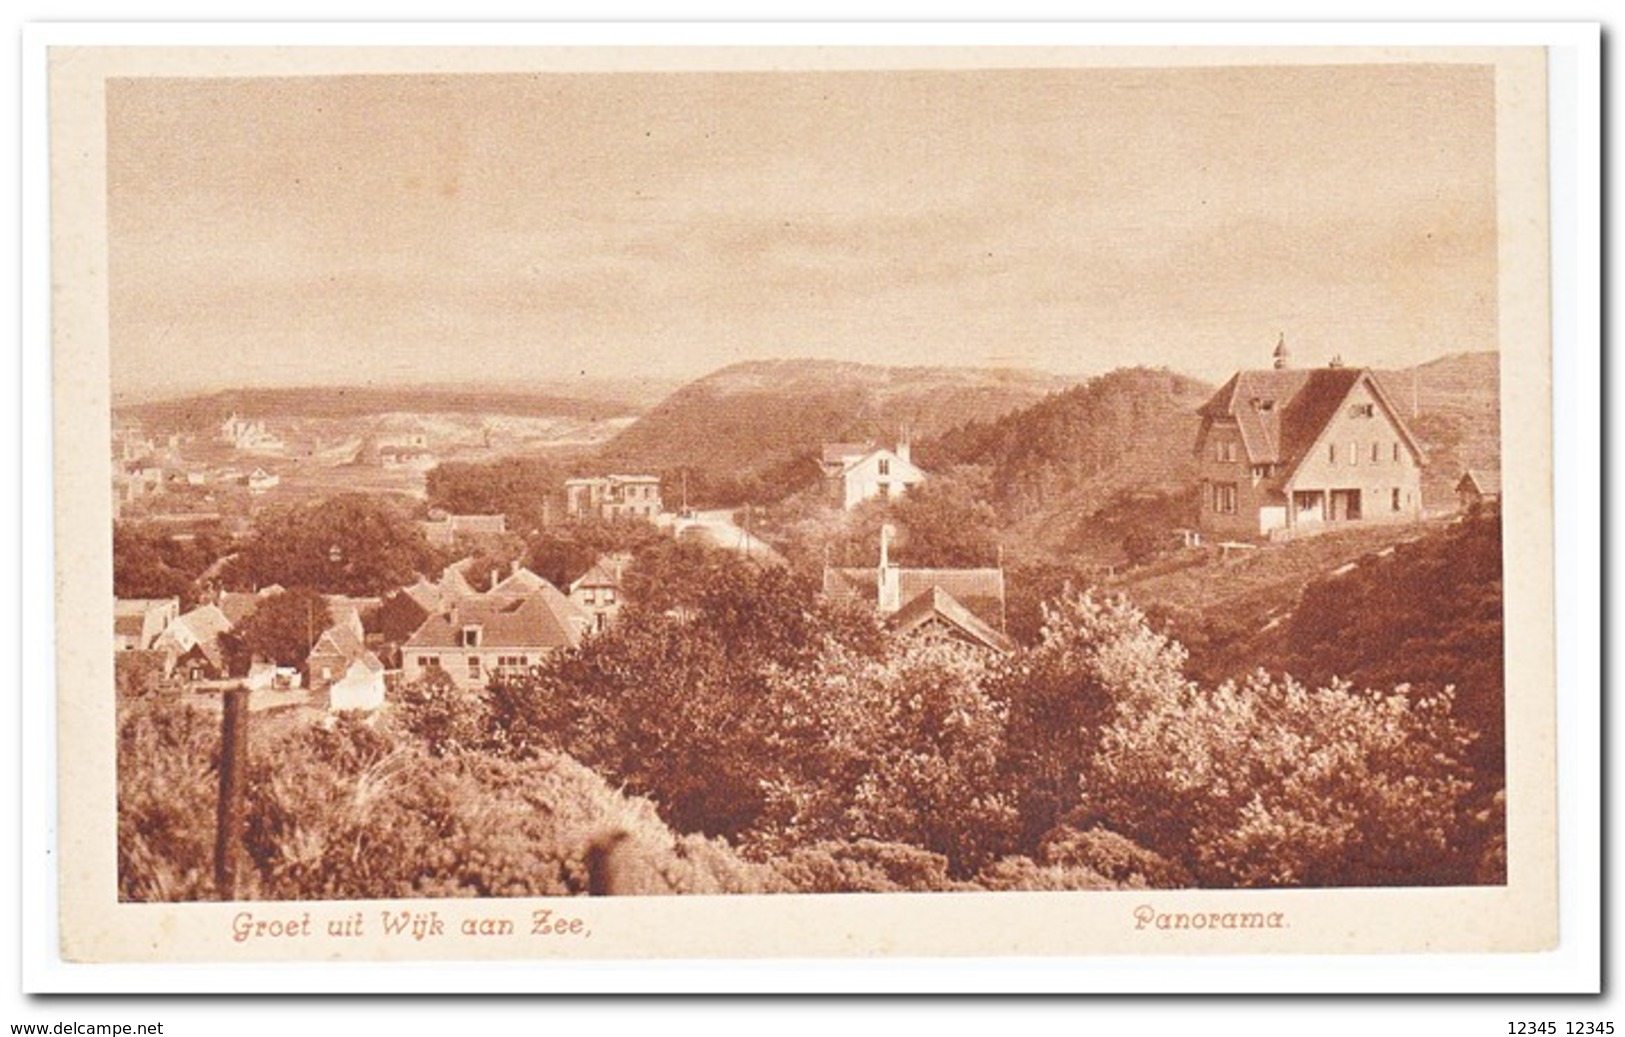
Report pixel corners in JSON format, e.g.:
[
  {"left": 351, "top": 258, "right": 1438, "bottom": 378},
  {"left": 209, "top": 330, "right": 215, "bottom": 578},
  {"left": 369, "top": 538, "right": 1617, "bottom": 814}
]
[{"left": 214, "top": 684, "right": 249, "bottom": 900}]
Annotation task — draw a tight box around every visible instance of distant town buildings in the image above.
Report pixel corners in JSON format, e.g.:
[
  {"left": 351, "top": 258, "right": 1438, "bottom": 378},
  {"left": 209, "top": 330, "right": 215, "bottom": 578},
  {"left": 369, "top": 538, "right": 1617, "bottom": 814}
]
[
  {"left": 563, "top": 475, "right": 662, "bottom": 521},
  {"left": 1193, "top": 338, "right": 1426, "bottom": 540},
  {"left": 219, "top": 413, "right": 286, "bottom": 453},
  {"left": 819, "top": 441, "right": 927, "bottom": 510}
]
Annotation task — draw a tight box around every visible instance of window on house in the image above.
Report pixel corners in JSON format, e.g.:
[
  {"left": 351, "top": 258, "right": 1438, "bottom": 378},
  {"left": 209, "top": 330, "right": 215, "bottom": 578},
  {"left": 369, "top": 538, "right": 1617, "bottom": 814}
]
[
  {"left": 467, "top": 656, "right": 481, "bottom": 681},
  {"left": 878, "top": 459, "right": 891, "bottom": 476},
  {"left": 603, "top": 589, "right": 616, "bottom": 604},
  {"left": 1215, "top": 483, "right": 1238, "bottom": 514},
  {"left": 1371, "top": 442, "right": 1381, "bottom": 463},
  {"left": 1350, "top": 403, "right": 1375, "bottom": 418},
  {"left": 1349, "top": 441, "right": 1359, "bottom": 465},
  {"left": 460, "top": 625, "right": 482, "bottom": 648},
  {"left": 1328, "top": 443, "right": 1337, "bottom": 464},
  {"left": 1392, "top": 488, "right": 1402, "bottom": 512},
  {"left": 420, "top": 655, "right": 440, "bottom": 670},
  {"left": 1393, "top": 442, "right": 1401, "bottom": 463}
]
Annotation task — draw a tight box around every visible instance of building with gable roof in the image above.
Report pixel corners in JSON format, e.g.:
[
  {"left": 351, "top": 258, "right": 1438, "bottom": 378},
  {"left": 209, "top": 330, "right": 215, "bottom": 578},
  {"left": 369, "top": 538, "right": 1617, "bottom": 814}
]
[
  {"left": 1194, "top": 339, "right": 1427, "bottom": 539},
  {"left": 401, "top": 577, "right": 592, "bottom": 691},
  {"left": 114, "top": 597, "right": 180, "bottom": 652},
  {"left": 822, "top": 526, "right": 1012, "bottom": 653},
  {"left": 1456, "top": 468, "right": 1502, "bottom": 511},
  {"left": 819, "top": 441, "right": 927, "bottom": 510},
  {"left": 568, "top": 554, "right": 631, "bottom": 632},
  {"left": 152, "top": 603, "right": 235, "bottom": 681}
]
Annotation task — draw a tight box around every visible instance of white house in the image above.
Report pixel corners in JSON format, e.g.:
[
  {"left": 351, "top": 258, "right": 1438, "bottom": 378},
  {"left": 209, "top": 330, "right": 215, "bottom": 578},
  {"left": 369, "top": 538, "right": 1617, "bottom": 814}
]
[
  {"left": 819, "top": 441, "right": 928, "bottom": 510},
  {"left": 327, "top": 654, "right": 387, "bottom": 713}
]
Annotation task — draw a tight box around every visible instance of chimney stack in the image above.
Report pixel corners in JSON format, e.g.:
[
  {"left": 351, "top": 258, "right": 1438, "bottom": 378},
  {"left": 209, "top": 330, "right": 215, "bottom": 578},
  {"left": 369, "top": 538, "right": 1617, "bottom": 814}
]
[
  {"left": 1273, "top": 333, "right": 1290, "bottom": 370},
  {"left": 896, "top": 436, "right": 911, "bottom": 464},
  {"left": 877, "top": 524, "right": 901, "bottom": 614}
]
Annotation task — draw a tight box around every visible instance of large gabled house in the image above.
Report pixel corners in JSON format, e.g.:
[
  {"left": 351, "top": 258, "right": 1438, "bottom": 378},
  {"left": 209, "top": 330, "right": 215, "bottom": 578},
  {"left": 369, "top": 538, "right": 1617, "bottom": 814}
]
[
  {"left": 400, "top": 576, "right": 592, "bottom": 692},
  {"left": 1194, "top": 341, "right": 1427, "bottom": 540}
]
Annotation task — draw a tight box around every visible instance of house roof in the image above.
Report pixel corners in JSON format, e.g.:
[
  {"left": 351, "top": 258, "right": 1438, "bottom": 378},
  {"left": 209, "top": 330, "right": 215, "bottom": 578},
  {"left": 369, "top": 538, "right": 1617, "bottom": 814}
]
[
  {"left": 114, "top": 613, "right": 146, "bottom": 638},
  {"left": 1458, "top": 468, "right": 1502, "bottom": 496},
  {"left": 403, "top": 585, "right": 589, "bottom": 652},
  {"left": 821, "top": 442, "right": 873, "bottom": 466},
  {"left": 177, "top": 604, "right": 233, "bottom": 644},
  {"left": 399, "top": 576, "right": 444, "bottom": 613},
  {"left": 437, "top": 559, "right": 481, "bottom": 603},
  {"left": 489, "top": 566, "right": 550, "bottom": 599},
  {"left": 823, "top": 566, "right": 1006, "bottom": 630},
  {"left": 569, "top": 557, "right": 625, "bottom": 592},
  {"left": 1197, "top": 367, "right": 1426, "bottom": 479},
  {"left": 889, "top": 586, "right": 1015, "bottom": 653},
  {"left": 309, "top": 621, "right": 367, "bottom": 663}
]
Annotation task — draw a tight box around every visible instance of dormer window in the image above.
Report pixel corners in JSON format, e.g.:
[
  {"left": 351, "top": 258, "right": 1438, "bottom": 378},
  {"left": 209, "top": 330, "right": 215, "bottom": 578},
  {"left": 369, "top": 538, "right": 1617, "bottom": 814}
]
[{"left": 460, "top": 624, "right": 483, "bottom": 648}]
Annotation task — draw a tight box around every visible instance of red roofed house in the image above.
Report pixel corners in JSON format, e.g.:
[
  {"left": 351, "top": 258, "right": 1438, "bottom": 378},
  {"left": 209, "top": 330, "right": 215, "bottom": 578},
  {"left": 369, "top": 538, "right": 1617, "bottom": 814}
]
[
  {"left": 1194, "top": 340, "right": 1427, "bottom": 540},
  {"left": 401, "top": 579, "right": 592, "bottom": 691},
  {"left": 823, "top": 526, "right": 1013, "bottom": 653}
]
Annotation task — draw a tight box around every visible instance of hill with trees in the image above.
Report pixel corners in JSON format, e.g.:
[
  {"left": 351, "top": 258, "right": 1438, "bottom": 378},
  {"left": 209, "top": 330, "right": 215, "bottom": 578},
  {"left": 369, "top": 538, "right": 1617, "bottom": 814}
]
[{"left": 599, "top": 359, "right": 1073, "bottom": 474}]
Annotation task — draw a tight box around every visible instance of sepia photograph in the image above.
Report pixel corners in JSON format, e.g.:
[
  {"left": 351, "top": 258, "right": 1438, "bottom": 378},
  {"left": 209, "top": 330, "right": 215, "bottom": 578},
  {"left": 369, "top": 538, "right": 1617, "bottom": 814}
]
[{"left": 43, "top": 37, "right": 1566, "bottom": 968}]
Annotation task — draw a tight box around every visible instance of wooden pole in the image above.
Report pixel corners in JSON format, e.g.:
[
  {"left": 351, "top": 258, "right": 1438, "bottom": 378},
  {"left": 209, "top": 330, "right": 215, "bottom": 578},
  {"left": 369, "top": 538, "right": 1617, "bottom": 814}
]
[{"left": 214, "top": 684, "right": 249, "bottom": 900}]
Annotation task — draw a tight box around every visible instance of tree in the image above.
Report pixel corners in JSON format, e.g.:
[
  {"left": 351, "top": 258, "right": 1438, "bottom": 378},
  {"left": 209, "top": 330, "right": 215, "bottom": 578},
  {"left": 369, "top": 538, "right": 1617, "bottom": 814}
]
[
  {"left": 492, "top": 544, "right": 882, "bottom": 839},
  {"left": 751, "top": 638, "right": 1017, "bottom": 875},
  {"left": 991, "top": 592, "right": 1184, "bottom": 848},
  {"left": 113, "top": 523, "right": 231, "bottom": 602},
  {"left": 1083, "top": 669, "right": 1481, "bottom": 887},
  {"left": 229, "top": 588, "right": 331, "bottom": 668},
  {"left": 224, "top": 494, "right": 438, "bottom": 595},
  {"left": 425, "top": 457, "right": 560, "bottom": 534}
]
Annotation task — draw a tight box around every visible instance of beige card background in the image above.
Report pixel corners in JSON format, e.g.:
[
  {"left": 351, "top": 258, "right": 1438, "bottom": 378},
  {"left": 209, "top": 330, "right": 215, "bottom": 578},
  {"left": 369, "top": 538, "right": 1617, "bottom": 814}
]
[{"left": 49, "top": 42, "right": 1555, "bottom": 964}]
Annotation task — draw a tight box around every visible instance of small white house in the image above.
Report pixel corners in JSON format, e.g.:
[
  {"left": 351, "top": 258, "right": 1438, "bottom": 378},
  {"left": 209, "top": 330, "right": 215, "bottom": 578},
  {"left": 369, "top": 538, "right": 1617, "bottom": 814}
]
[
  {"left": 328, "top": 654, "right": 387, "bottom": 713},
  {"left": 820, "top": 442, "right": 928, "bottom": 510}
]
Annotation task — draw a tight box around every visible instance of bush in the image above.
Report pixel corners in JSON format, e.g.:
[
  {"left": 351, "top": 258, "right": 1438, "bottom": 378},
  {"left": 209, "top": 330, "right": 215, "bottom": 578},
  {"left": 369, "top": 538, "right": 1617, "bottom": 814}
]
[{"left": 768, "top": 839, "right": 969, "bottom": 893}]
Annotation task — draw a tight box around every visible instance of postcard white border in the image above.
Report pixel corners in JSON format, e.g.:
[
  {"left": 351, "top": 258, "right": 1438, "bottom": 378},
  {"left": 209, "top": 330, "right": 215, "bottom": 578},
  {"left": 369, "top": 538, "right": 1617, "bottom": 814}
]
[{"left": 21, "top": 19, "right": 1600, "bottom": 995}]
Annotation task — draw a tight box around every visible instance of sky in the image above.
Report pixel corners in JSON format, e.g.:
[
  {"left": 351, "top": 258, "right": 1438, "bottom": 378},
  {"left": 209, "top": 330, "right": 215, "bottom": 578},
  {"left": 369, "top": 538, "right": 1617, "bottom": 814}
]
[{"left": 106, "top": 60, "right": 1499, "bottom": 401}]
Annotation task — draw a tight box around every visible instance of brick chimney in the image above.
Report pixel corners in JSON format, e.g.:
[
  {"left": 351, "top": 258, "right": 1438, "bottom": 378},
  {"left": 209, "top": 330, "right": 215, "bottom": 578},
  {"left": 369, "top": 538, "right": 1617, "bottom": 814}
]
[
  {"left": 877, "top": 524, "right": 901, "bottom": 614},
  {"left": 896, "top": 436, "right": 912, "bottom": 464}
]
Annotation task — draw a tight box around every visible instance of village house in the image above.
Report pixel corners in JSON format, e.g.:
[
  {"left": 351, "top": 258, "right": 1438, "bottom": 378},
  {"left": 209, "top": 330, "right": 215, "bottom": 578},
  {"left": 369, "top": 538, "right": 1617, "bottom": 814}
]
[
  {"left": 568, "top": 554, "right": 631, "bottom": 632},
  {"left": 305, "top": 609, "right": 387, "bottom": 711},
  {"left": 421, "top": 512, "right": 507, "bottom": 548},
  {"left": 563, "top": 475, "right": 663, "bottom": 521},
  {"left": 401, "top": 571, "right": 592, "bottom": 691},
  {"left": 246, "top": 468, "right": 281, "bottom": 494},
  {"left": 819, "top": 441, "right": 927, "bottom": 511},
  {"left": 1193, "top": 339, "right": 1427, "bottom": 540},
  {"left": 1456, "top": 468, "right": 1502, "bottom": 511},
  {"left": 114, "top": 597, "right": 180, "bottom": 652},
  {"left": 152, "top": 603, "right": 235, "bottom": 681},
  {"left": 822, "top": 526, "right": 1013, "bottom": 653}
]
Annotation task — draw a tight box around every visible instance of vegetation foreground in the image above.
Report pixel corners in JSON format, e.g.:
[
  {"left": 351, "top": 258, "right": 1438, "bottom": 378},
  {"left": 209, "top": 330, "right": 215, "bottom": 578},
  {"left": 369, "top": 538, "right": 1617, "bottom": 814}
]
[{"left": 120, "top": 509, "right": 1506, "bottom": 900}]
